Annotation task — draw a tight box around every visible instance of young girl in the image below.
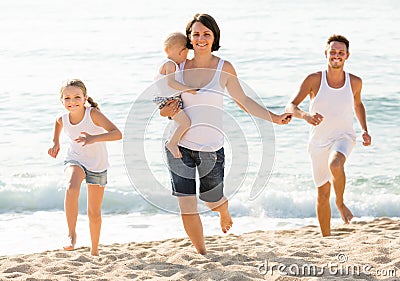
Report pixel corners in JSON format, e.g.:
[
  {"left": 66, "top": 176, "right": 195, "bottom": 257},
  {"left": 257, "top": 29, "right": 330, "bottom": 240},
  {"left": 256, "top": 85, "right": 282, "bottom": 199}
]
[
  {"left": 48, "top": 79, "right": 122, "bottom": 256},
  {"left": 154, "top": 32, "right": 199, "bottom": 158}
]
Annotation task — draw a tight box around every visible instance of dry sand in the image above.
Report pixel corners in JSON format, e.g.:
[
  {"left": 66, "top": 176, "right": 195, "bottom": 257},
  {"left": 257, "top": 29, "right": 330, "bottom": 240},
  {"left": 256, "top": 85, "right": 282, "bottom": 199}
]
[{"left": 1, "top": 217, "right": 399, "bottom": 281}]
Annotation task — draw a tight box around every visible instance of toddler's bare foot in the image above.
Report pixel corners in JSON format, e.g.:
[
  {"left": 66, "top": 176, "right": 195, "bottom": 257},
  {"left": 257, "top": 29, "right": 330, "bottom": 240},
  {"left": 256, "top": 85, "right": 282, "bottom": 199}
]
[
  {"left": 166, "top": 142, "right": 182, "bottom": 158},
  {"left": 91, "top": 249, "right": 99, "bottom": 256},
  {"left": 63, "top": 233, "right": 76, "bottom": 251},
  {"left": 337, "top": 204, "right": 354, "bottom": 224}
]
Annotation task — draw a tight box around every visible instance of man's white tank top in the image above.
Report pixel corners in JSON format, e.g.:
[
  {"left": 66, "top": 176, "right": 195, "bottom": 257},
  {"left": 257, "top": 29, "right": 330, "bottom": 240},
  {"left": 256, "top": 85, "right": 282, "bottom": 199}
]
[
  {"left": 309, "top": 70, "right": 356, "bottom": 147},
  {"left": 62, "top": 107, "right": 109, "bottom": 172},
  {"left": 174, "top": 59, "right": 225, "bottom": 152}
]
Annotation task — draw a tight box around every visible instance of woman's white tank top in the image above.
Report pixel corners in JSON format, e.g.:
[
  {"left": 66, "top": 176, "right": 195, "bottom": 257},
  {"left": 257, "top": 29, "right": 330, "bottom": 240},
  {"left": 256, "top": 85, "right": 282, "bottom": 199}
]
[
  {"left": 174, "top": 59, "right": 225, "bottom": 152},
  {"left": 62, "top": 107, "right": 109, "bottom": 172},
  {"left": 309, "top": 70, "right": 356, "bottom": 146}
]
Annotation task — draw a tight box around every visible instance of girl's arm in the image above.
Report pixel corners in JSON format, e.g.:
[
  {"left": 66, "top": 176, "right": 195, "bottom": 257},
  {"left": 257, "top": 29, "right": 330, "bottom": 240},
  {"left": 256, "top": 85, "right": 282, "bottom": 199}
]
[
  {"left": 48, "top": 116, "right": 63, "bottom": 158},
  {"left": 164, "top": 61, "right": 198, "bottom": 95},
  {"left": 75, "top": 109, "right": 122, "bottom": 146},
  {"left": 224, "top": 61, "right": 291, "bottom": 125}
]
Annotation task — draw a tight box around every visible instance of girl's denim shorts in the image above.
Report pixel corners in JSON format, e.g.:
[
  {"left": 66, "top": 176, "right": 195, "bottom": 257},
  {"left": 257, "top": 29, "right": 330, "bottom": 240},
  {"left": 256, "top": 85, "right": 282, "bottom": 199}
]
[{"left": 64, "top": 160, "right": 107, "bottom": 187}]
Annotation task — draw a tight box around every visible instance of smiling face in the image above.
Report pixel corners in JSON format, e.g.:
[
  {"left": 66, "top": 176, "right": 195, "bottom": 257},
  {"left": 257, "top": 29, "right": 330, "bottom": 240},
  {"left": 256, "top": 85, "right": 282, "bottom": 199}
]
[
  {"left": 189, "top": 22, "right": 215, "bottom": 54},
  {"left": 61, "top": 86, "right": 86, "bottom": 112},
  {"left": 325, "top": 41, "right": 349, "bottom": 69},
  {"left": 185, "top": 14, "right": 220, "bottom": 52}
]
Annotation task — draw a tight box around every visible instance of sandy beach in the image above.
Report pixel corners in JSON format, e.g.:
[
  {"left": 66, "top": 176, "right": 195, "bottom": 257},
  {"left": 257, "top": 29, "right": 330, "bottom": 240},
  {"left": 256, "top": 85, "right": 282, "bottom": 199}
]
[
  {"left": 1, "top": 217, "right": 399, "bottom": 281},
  {"left": 1, "top": 1, "right": 399, "bottom": 280}
]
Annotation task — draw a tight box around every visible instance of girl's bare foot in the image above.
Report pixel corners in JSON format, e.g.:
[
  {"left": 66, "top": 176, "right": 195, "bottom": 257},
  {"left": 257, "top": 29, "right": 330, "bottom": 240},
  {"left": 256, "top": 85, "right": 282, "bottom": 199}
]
[
  {"left": 166, "top": 142, "right": 182, "bottom": 158},
  {"left": 63, "top": 233, "right": 76, "bottom": 251},
  {"left": 337, "top": 204, "right": 354, "bottom": 224}
]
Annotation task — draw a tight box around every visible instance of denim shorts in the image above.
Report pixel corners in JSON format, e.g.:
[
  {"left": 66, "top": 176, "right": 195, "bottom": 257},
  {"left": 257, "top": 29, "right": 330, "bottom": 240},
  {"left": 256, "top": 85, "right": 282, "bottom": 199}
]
[
  {"left": 64, "top": 160, "right": 107, "bottom": 187},
  {"left": 165, "top": 146, "right": 225, "bottom": 202}
]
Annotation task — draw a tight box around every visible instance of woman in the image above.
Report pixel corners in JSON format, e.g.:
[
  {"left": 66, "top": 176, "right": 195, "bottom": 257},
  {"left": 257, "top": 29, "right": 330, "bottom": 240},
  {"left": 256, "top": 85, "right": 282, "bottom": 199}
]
[{"left": 162, "top": 13, "right": 291, "bottom": 254}]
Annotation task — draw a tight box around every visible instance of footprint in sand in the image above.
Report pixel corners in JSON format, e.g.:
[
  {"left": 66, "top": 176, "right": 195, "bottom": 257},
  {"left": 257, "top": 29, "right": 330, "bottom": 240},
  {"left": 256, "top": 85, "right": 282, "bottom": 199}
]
[{"left": 3, "top": 264, "right": 32, "bottom": 274}]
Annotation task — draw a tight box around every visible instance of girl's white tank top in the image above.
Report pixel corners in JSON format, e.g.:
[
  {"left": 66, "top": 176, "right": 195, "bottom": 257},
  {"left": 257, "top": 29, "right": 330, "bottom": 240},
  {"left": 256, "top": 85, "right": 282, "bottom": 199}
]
[
  {"left": 62, "top": 107, "right": 109, "bottom": 172},
  {"left": 309, "top": 70, "right": 356, "bottom": 147}
]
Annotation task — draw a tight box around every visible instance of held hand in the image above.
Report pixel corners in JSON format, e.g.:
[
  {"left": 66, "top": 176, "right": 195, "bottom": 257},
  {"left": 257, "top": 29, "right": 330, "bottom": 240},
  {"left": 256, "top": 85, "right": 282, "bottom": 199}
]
[
  {"left": 74, "top": 132, "right": 94, "bottom": 146},
  {"left": 160, "top": 100, "right": 180, "bottom": 118},
  {"left": 362, "top": 131, "right": 371, "bottom": 146},
  {"left": 275, "top": 113, "right": 292, "bottom": 125},
  {"left": 305, "top": 112, "right": 324, "bottom": 126},
  {"left": 48, "top": 144, "right": 60, "bottom": 158}
]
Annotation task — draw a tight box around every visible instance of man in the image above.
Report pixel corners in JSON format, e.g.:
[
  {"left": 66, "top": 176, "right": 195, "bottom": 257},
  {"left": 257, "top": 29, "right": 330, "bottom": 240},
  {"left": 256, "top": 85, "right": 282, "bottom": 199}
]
[{"left": 286, "top": 34, "right": 371, "bottom": 236}]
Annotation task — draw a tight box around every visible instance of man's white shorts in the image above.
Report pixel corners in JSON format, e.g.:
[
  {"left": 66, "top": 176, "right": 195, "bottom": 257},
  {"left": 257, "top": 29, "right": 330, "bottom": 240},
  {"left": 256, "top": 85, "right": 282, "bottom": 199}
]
[{"left": 308, "top": 137, "right": 356, "bottom": 187}]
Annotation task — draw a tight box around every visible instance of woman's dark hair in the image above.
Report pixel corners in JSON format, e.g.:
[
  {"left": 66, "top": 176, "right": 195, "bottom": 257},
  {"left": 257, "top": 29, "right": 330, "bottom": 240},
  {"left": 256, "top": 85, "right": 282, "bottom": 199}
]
[{"left": 186, "top": 13, "right": 221, "bottom": 52}]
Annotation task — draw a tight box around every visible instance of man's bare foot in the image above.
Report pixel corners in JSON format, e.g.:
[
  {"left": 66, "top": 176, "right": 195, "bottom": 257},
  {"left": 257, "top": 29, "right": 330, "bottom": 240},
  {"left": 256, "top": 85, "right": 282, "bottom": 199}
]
[
  {"left": 63, "top": 234, "right": 76, "bottom": 251},
  {"left": 166, "top": 142, "right": 182, "bottom": 158},
  {"left": 337, "top": 204, "right": 353, "bottom": 224},
  {"left": 197, "top": 249, "right": 207, "bottom": 255}
]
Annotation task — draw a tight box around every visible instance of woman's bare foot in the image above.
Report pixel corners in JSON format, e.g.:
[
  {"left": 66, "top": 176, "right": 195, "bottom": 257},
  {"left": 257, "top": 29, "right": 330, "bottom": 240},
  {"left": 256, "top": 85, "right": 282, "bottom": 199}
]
[
  {"left": 220, "top": 211, "right": 233, "bottom": 233},
  {"left": 63, "top": 233, "right": 76, "bottom": 251},
  {"left": 218, "top": 201, "right": 233, "bottom": 233},
  {"left": 166, "top": 142, "right": 182, "bottom": 158},
  {"left": 337, "top": 204, "right": 354, "bottom": 224}
]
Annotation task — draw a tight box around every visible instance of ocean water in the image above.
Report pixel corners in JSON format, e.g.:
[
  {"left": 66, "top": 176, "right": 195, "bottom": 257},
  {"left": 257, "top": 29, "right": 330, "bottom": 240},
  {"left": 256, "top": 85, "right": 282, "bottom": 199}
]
[{"left": 1, "top": 0, "right": 399, "bottom": 255}]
